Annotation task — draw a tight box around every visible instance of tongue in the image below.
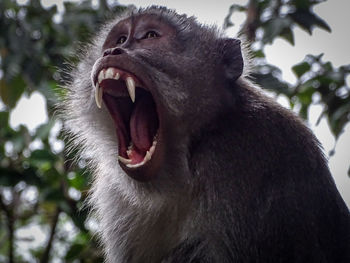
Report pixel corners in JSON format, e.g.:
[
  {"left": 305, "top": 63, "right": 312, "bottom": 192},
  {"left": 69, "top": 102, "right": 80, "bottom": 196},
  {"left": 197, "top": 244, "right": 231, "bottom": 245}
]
[{"left": 130, "top": 95, "right": 158, "bottom": 152}]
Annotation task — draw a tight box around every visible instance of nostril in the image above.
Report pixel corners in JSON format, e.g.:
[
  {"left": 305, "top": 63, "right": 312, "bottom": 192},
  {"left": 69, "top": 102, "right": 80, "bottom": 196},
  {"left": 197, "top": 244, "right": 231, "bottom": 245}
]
[
  {"left": 111, "top": 48, "right": 124, "bottom": 55},
  {"left": 103, "top": 49, "right": 111, "bottom": 57},
  {"left": 103, "top": 47, "right": 124, "bottom": 57}
]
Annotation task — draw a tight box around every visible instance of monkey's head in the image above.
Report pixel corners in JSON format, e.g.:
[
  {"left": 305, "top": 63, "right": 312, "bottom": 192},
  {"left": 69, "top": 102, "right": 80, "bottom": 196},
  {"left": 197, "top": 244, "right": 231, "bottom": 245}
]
[{"left": 67, "top": 6, "right": 243, "bottom": 185}]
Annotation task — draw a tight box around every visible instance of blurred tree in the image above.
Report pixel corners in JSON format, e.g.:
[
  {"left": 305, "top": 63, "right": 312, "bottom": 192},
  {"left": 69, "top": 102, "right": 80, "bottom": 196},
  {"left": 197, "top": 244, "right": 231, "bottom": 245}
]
[
  {"left": 0, "top": 0, "right": 126, "bottom": 261},
  {"left": 224, "top": 0, "right": 350, "bottom": 140},
  {"left": 0, "top": 0, "right": 348, "bottom": 262}
]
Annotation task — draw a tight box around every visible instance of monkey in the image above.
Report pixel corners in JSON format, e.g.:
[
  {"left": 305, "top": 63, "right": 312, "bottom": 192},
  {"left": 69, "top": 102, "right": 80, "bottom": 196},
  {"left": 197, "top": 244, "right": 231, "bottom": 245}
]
[{"left": 62, "top": 6, "right": 350, "bottom": 263}]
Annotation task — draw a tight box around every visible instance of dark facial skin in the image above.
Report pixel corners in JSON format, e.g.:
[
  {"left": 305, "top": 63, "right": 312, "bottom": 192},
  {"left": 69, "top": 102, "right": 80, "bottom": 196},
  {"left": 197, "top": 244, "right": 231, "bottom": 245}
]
[{"left": 102, "top": 14, "right": 177, "bottom": 52}]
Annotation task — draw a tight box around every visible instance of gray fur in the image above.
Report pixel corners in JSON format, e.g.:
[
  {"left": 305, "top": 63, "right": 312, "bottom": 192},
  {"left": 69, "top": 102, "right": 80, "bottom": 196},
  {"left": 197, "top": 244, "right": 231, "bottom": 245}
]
[{"left": 61, "top": 6, "right": 350, "bottom": 263}]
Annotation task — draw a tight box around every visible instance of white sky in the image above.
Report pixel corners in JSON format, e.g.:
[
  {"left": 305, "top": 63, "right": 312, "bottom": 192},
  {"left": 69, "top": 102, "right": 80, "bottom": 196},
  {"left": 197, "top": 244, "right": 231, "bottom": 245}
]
[{"left": 8, "top": 0, "right": 350, "bottom": 206}]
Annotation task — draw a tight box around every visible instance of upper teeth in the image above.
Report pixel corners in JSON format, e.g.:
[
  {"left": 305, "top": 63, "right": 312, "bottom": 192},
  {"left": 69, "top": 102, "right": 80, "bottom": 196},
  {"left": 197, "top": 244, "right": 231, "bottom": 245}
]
[
  {"left": 126, "top": 77, "right": 136, "bottom": 103},
  {"left": 105, "top": 68, "right": 115, "bottom": 79},
  {"left": 94, "top": 67, "right": 136, "bottom": 108}
]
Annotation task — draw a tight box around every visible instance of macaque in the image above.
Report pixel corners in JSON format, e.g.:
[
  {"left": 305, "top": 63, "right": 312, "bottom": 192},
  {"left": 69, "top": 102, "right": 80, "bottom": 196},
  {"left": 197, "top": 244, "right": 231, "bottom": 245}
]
[{"left": 63, "top": 6, "right": 350, "bottom": 263}]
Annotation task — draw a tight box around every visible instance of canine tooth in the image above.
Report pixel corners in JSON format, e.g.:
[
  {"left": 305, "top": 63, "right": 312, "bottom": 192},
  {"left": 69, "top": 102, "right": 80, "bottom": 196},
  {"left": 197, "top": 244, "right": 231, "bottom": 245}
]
[
  {"left": 126, "top": 77, "right": 136, "bottom": 103},
  {"left": 145, "top": 151, "right": 152, "bottom": 161},
  {"left": 114, "top": 72, "right": 120, "bottom": 80},
  {"left": 105, "top": 68, "right": 114, "bottom": 79},
  {"left": 149, "top": 145, "right": 155, "bottom": 154},
  {"left": 118, "top": 156, "right": 132, "bottom": 164},
  {"left": 98, "top": 71, "right": 104, "bottom": 84},
  {"left": 95, "top": 83, "right": 103, "bottom": 109}
]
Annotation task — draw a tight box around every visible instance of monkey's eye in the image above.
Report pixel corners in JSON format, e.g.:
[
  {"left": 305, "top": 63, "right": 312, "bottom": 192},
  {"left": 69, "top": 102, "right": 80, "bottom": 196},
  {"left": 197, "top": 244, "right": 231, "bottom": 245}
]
[
  {"left": 144, "top": 31, "right": 159, "bottom": 39},
  {"left": 116, "top": 36, "right": 127, "bottom": 44}
]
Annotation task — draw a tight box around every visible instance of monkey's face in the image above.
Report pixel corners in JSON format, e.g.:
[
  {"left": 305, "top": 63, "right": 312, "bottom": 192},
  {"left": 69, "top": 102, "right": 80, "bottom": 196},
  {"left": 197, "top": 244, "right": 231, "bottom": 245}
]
[
  {"left": 89, "top": 14, "right": 180, "bottom": 181},
  {"left": 88, "top": 11, "right": 243, "bottom": 183}
]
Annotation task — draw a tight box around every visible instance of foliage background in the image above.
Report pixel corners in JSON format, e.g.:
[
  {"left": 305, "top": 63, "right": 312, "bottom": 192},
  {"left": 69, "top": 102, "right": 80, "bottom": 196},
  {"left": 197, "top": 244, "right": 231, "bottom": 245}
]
[{"left": 0, "top": 0, "right": 349, "bottom": 261}]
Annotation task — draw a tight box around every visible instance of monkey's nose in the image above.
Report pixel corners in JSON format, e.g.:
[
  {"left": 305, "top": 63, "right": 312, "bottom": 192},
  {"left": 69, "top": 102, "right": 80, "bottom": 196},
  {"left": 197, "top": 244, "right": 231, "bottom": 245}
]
[{"left": 103, "top": 47, "right": 124, "bottom": 57}]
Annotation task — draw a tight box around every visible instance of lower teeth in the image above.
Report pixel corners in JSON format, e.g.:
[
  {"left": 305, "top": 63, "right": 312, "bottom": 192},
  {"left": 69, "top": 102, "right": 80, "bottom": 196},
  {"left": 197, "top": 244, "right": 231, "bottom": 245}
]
[{"left": 120, "top": 135, "right": 158, "bottom": 168}]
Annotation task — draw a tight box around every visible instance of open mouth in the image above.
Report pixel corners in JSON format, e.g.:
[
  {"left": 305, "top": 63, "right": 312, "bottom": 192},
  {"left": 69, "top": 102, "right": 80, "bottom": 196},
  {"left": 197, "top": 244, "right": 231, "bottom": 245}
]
[{"left": 93, "top": 67, "right": 159, "bottom": 169}]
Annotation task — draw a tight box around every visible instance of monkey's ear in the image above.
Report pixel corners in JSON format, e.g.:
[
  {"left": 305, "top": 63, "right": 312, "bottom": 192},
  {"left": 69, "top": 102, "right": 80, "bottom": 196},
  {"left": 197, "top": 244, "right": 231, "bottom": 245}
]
[{"left": 221, "top": 38, "right": 244, "bottom": 81}]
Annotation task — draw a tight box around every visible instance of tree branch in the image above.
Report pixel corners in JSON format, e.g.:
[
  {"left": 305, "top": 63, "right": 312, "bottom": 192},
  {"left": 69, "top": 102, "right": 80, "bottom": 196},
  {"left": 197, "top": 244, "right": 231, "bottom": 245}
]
[
  {"left": 244, "top": 0, "right": 259, "bottom": 41},
  {"left": 40, "top": 207, "right": 60, "bottom": 263},
  {"left": 0, "top": 193, "right": 14, "bottom": 263}
]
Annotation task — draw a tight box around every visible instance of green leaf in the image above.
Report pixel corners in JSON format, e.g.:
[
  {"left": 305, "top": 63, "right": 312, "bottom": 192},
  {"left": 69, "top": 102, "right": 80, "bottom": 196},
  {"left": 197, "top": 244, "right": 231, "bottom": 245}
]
[
  {"left": 41, "top": 188, "right": 65, "bottom": 203},
  {"left": 312, "top": 12, "right": 332, "bottom": 32},
  {"left": 280, "top": 27, "right": 295, "bottom": 45},
  {"left": 35, "top": 119, "right": 56, "bottom": 140},
  {"left": 253, "top": 49, "right": 265, "bottom": 58},
  {"left": 292, "top": 0, "right": 322, "bottom": 9},
  {"left": 11, "top": 125, "right": 30, "bottom": 153},
  {"left": 292, "top": 62, "right": 311, "bottom": 78},
  {"left": 328, "top": 101, "right": 350, "bottom": 138},
  {"left": 299, "top": 103, "right": 309, "bottom": 119},
  {"left": 31, "top": 149, "right": 55, "bottom": 162},
  {"left": 323, "top": 61, "right": 333, "bottom": 72},
  {"left": 0, "top": 166, "right": 40, "bottom": 186},
  {"left": 0, "top": 167, "right": 24, "bottom": 186},
  {"left": 65, "top": 243, "right": 85, "bottom": 260},
  {"left": 297, "top": 85, "right": 314, "bottom": 104},
  {"left": 0, "top": 111, "right": 9, "bottom": 127},
  {"left": 262, "top": 17, "right": 292, "bottom": 44},
  {"left": 289, "top": 9, "right": 331, "bottom": 34},
  {"left": 251, "top": 72, "right": 291, "bottom": 95},
  {"left": 0, "top": 76, "right": 26, "bottom": 108},
  {"left": 68, "top": 172, "right": 87, "bottom": 190}
]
